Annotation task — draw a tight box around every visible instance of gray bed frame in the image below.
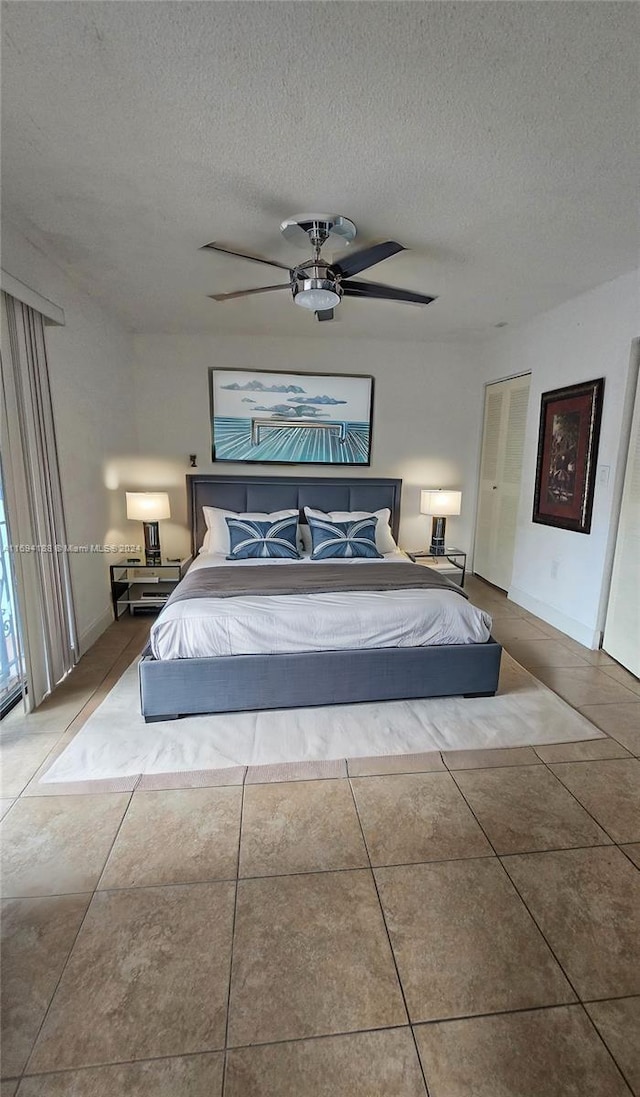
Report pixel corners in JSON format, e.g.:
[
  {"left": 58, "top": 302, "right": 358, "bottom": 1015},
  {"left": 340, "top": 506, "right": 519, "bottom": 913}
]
[{"left": 139, "top": 474, "right": 502, "bottom": 720}]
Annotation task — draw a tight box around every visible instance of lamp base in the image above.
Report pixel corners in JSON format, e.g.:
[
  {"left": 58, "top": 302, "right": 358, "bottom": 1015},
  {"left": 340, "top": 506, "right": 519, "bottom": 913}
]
[
  {"left": 143, "top": 521, "right": 161, "bottom": 567},
  {"left": 429, "top": 516, "right": 447, "bottom": 556}
]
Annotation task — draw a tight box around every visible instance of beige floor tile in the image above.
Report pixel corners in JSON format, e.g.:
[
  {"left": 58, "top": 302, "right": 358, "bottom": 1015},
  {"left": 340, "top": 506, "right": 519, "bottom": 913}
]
[
  {"left": 622, "top": 843, "right": 640, "bottom": 869},
  {"left": 442, "top": 746, "right": 542, "bottom": 770},
  {"left": 0, "top": 734, "right": 62, "bottom": 797},
  {"left": 533, "top": 667, "right": 640, "bottom": 707},
  {"left": 574, "top": 649, "right": 617, "bottom": 667},
  {"left": 528, "top": 625, "right": 615, "bottom": 665},
  {"left": 28, "top": 882, "right": 235, "bottom": 1073},
  {"left": 535, "top": 738, "right": 631, "bottom": 762},
  {"left": 0, "top": 695, "right": 87, "bottom": 739},
  {"left": 503, "top": 846, "right": 640, "bottom": 999},
  {"left": 506, "top": 638, "right": 589, "bottom": 668},
  {"left": 602, "top": 664, "right": 640, "bottom": 695},
  {"left": 228, "top": 869, "right": 406, "bottom": 1047},
  {"left": 1, "top": 794, "right": 130, "bottom": 897},
  {"left": 351, "top": 772, "right": 492, "bottom": 865},
  {"left": 375, "top": 859, "right": 573, "bottom": 1022},
  {"left": 347, "top": 751, "right": 444, "bottom": 776},
  {"left": 491, "top": 619, "right": 551, "bottom": 643},
  {"left": 0, "top": 799, "right": 14, "bottom": 821},
  {"left": 579, "top": 704, "right": 640, "bottom": 754},
  {"left": 1, "top": 894, "right": 90, "bottom": 1077},
  {"left": 99, "top": 786, "right": 242, "bottom": 888},
  {"left": 18, "top": 1053, "right": 224, "bottom": 1097},
  {"left": 414, "top": 1005, "right": 630, "bottom": 1097},
  {"left": 585, "top": 997, "right": 640, "bottom": 1095},
  {"left": 225, "top": 1028, "right": 427, "bottom": 1097},
  {"left": 475, "top": 604, "right": 517, "bottom": 623},
  {"left": 1, "top": 1082, "right": 17, "bottom": 1097},
  {"left": 518, "top": 617, "right": 579, "bottom": 641},
  {"left": 240, "top": 780, "right": 367, "bottom": 877},
  {"left": 480, "top": 602, "right": 523, "bottom": 620},
  {"left": 454, "top": 765, "right": 611, "bottom": 854},
  {"left": 465, "top": 585, "right": 521, "bottom": 619},
  {"left": 549, "top": 759, "right": 640, "bottom": 843}
]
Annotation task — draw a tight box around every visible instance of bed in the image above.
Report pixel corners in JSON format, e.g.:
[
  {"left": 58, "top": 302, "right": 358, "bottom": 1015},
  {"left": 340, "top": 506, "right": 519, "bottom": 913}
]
[{"left": 139, "top": 474, "right": 502, "bottom": 720}]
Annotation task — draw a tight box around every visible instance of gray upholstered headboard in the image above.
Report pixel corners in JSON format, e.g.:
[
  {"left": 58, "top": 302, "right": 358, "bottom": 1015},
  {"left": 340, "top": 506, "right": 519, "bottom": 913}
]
[{"left": 187, "top": 474, "right": 402, "bottom": 557}]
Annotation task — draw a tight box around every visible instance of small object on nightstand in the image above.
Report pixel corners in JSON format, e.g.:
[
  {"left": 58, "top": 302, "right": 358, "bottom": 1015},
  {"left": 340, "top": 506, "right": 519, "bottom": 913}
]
[
  {"left": 407, "top": 548, "right": 467, "bottom": 588},
  {"left": 110, "top": 556, "right": 193, "bottom": 618}
]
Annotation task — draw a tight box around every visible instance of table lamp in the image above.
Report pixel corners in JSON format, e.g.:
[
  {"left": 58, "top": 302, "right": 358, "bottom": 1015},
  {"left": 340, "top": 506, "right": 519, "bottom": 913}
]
[
  {"left": 420, "top": 489, "right": 462, "bottom": 556},
  {"left": 126, "top": 492, "right": 170, "bottom": 566}
]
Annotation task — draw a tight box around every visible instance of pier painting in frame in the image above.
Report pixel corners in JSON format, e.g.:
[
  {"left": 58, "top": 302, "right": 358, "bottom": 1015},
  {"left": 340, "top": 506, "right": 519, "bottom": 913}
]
[
  {"left": 210, "top": 368, "right": 374, "bottom": 465},
  {"left": 532, "top": 377, "right": 604, "bottom": 534}
]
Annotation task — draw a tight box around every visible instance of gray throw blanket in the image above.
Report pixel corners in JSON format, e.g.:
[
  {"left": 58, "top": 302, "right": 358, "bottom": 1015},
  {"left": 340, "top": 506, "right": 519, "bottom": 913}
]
[{"left": 165, "top": 561, "right": 467, "bottom": 607}]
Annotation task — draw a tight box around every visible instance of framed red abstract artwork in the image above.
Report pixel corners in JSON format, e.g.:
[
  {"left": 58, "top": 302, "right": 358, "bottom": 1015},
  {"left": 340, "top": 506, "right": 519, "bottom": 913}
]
[{"left": 532, "top": 378, "right": 604, "bottom": 534}]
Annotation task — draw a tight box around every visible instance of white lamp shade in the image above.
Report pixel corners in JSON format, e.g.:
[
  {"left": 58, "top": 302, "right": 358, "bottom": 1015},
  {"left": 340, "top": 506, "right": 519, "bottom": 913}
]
[
  {"left": 126, "top": 492, "right": 171, "bottom": 521},
  {"left": 420, "top": 489, "right": 462, "bottom": 517}
]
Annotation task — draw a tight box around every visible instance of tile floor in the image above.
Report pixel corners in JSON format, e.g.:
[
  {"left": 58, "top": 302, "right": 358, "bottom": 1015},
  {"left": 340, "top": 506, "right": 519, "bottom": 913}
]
[{"left": 1, "top": 577, "right": 639, "bottom": 1095}]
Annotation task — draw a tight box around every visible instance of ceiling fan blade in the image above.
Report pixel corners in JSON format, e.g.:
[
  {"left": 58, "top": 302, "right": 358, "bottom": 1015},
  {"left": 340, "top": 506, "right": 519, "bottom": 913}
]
[
  {"left": 315, "top": 309, "right": 335, "bottom": 322},
  {"left": 209, "top": 283, "right": 292, "bottom": 302},
  {"left": 202, "top": 242, "right": 292, "bottom": 272},
  {"left": 342, "top": 279, "right": 436, "bottom": 306},
  {"left": 333, "top": 241, "right": 405, "bottom": 279}
]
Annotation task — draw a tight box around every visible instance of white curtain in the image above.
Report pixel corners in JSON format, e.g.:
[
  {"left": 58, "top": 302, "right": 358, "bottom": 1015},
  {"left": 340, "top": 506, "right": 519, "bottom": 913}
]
[{"left": 0, "top": 291, "right": 77, "bottom": 709}]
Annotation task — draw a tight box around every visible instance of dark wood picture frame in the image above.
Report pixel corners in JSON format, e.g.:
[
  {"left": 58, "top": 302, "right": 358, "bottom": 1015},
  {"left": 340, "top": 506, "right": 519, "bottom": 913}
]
[
  {"left": 532, "top": 377, "right": 604, "bottom": 534},
  {"left": 209, "top": 367, "right": 374, "bottom": 466}
]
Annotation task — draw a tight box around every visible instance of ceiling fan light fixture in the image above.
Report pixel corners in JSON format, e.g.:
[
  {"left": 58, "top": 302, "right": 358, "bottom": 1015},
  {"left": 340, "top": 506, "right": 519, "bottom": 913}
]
[{"left": 293, "top": 278, "right": 342, "bottom": 311}]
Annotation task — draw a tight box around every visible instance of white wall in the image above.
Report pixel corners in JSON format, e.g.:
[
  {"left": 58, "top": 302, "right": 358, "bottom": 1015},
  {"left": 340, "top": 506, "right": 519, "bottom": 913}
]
[
  {"left": 481, "top": 270, "right": 639, "bottom": 647},
  {"left": 2, "top": 218, "right": 137, "bottom": 650},
  {"left": 131, "top": 334, "right": 484, "bottom": 557}
]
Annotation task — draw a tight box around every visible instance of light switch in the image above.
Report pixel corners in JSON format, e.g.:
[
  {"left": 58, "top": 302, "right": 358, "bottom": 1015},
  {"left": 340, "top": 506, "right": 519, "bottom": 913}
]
[{"left": 596, "top": 465, "right": 610, "bottom": 487}]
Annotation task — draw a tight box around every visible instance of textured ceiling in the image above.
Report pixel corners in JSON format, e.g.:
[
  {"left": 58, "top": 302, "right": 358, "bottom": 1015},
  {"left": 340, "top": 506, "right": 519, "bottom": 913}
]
[{"left": 1, "top": 1, "right": 638, "bottom": 339}]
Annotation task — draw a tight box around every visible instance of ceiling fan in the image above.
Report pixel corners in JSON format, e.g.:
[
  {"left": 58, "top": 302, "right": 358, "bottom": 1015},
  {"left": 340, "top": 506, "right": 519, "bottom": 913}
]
[{"left": 202, "top": 214, "right": 436, "bottom": 322}]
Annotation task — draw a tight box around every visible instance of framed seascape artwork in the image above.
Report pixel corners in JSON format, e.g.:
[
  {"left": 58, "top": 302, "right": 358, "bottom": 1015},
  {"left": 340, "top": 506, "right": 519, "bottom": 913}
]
[
  {"left": 209, "top": 368, "right": 374, "bottom": 465},
  {"left": 532, "top": 377, "right": 604, "bottom": 534}
]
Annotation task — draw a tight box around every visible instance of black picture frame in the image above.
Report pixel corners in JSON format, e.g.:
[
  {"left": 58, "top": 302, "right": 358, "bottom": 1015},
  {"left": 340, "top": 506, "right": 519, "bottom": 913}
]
[{"left": 532, "top": 377, "right": 604, "bottom": 534}]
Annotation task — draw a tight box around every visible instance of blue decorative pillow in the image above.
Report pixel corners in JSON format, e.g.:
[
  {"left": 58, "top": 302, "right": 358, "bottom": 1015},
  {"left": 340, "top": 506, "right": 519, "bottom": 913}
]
[
  {"left": 225, "top": 516, "right": 300, "bottom": 560},
  {"left": 307, "top": 515, "right": 382, "bottom": 560}
]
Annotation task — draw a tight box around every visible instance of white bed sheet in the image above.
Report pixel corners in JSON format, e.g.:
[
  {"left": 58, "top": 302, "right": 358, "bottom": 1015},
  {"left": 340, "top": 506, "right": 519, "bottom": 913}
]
[{"left": 149, "top": 550, "right": 492, "bottom": 659}]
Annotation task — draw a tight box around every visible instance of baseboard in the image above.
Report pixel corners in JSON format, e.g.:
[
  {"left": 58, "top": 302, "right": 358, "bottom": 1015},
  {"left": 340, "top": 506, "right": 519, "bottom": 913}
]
[
  {"left": 508, "top": 586, "right": 602, "bottom": 650},
  {"left": 78, "top": 607, "right": 113, "bottom": 657}
]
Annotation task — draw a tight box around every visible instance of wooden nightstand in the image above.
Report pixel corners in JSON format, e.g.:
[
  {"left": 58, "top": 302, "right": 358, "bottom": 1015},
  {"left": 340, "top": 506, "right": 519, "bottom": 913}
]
[
  {"left": 406, "top": 548, "right": 467, "bottom": 588},
  {"left": 110, "top": 557, "right": 192, "bottom": 619}
]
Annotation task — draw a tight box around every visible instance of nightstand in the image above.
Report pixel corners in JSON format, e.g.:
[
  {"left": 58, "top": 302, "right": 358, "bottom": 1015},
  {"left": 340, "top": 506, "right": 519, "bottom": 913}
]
[
  {"left": 406, "top": 548, "right": 467, "bottom": 588},
  {"left": 110, "top": 557, "right": 192, "bottom": 619}
]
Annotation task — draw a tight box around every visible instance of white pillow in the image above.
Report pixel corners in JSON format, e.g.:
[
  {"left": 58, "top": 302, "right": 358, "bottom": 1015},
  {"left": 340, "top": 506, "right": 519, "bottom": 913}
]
[
  {"left": 201, "top": 506, "right": 299, "bottom": 555},
  {"left": 302, "top": 507, "right": 397, "bottom": 554}
]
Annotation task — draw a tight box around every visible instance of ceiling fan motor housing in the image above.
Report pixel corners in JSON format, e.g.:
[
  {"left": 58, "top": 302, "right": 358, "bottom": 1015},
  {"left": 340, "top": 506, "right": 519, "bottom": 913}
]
[{"left": 292, "top": 262, "right": 343, "bottom": 311}]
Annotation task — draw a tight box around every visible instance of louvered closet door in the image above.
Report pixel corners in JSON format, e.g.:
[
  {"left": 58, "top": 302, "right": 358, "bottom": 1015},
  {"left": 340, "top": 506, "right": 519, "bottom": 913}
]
[
  {"left": 475, "top": 384, "right": 504, "bottom": 581},
  {"left": 475, "top": 374, "right": 530, "bottom": 590},
  {"left": 603, "top": 351, "right": 640, "bottom": 674}
]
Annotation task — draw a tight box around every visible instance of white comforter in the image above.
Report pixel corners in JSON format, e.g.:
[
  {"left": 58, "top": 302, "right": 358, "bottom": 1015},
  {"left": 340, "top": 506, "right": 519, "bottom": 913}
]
[{"left": 149, "top": 551, "right": 492, "bottom": 660}]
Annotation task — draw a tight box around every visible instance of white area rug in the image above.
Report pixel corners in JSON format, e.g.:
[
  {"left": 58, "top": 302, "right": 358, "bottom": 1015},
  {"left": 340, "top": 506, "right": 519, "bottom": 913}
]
[{"left": 40, "top": 654, "right": 604, "bottom": 784}]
